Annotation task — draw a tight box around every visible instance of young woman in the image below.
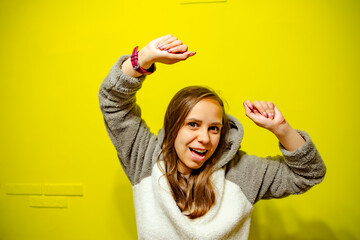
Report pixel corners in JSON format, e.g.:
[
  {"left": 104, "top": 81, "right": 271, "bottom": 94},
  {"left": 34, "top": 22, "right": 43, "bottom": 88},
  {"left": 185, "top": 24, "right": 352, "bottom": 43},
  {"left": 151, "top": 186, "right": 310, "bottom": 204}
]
[{"left": 99, "top": 34, "right": 326, "bottom": 240}]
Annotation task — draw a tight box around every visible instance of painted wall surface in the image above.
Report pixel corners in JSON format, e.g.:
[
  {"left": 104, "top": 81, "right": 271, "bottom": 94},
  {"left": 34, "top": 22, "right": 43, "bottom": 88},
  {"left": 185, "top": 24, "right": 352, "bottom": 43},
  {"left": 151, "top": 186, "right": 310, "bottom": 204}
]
[{"left": 0, "top": 0, "right": 359, "bottom": 239}]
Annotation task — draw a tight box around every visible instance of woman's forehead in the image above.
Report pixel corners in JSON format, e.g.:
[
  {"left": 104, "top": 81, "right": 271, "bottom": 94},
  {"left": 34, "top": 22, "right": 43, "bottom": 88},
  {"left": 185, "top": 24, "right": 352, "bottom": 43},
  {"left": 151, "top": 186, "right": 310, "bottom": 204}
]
[{"left": 186, "top": 98, "right": 223, "bottom": 122}]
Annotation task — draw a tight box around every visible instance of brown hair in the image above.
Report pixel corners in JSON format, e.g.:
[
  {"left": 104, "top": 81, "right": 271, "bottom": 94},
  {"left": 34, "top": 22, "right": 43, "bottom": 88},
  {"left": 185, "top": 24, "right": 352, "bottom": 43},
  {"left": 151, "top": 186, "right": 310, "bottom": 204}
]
[{"left": 158, "top": 86, "right": 230, "bottom": 219}]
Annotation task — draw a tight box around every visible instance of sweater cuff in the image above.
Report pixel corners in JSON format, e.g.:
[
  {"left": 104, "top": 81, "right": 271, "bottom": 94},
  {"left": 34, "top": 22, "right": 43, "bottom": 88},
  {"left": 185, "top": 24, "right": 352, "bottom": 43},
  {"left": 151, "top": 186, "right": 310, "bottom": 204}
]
[
  {"left": 109, "top": 55, "right": 147, "bottom": 94},
  {"left": 279, "top": 130, "right": 316, "bottom": 165}
]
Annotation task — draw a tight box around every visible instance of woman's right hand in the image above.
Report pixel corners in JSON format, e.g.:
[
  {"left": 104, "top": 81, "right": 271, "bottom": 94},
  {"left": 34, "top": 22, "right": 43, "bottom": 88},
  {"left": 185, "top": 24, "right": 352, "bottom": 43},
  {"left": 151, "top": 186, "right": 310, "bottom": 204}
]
[
  {"left": 138, "top": 34, "right": 196, "bottom": 67},
  {"left": 120, "top": 34, "right": 196, "bottom": 78}
]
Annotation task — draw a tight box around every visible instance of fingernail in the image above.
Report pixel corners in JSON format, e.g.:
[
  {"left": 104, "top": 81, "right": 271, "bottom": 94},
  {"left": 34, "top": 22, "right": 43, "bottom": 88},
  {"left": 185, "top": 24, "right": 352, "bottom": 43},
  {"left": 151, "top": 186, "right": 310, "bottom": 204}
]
[
  {"left": 167, "top": 49, "right": 173, "bottom": 53},
  {"left": 263, "top": 112, "right": 268, "bottom": 118},
  {"left": 249, "top": 104, "right": 254, "bottom": 110}
]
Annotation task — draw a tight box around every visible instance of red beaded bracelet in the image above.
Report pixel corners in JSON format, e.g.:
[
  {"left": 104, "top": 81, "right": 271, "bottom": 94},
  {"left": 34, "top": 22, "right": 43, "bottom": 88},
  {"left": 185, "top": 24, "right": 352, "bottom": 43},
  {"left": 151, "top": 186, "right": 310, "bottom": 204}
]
[{"left": 130, "top": 46, "right": 156, "bottom": 75}]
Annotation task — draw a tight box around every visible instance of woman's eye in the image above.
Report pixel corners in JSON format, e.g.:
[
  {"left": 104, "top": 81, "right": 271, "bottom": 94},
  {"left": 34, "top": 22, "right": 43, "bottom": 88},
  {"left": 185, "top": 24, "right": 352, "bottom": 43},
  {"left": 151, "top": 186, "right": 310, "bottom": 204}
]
[
  {"left": 209, "top": 126, "right": 220, "bottom": 132},
  {"left": 188, "top": 122, "right": 198, "bottom": 128}
]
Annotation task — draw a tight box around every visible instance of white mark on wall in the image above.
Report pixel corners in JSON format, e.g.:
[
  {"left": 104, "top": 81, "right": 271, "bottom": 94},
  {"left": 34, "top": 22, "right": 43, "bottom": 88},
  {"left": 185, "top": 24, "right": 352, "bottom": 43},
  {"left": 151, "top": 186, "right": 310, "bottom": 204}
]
[
  {"left": 180, "top": 0, "right": 227, "bottom": 4},
  {"left": 4, "top": 183, "right": 83, "bottom": 208}
]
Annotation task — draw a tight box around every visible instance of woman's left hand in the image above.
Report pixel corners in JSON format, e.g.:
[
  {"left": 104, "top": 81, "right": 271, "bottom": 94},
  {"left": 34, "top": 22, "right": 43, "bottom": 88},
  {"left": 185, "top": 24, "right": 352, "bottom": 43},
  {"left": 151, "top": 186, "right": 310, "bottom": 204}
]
[
  {"left": 243, "top": 100, "right": 287, "bottom": 135},
  {"left": 243, "top": 100, "right": 306, "bottom": 151}
]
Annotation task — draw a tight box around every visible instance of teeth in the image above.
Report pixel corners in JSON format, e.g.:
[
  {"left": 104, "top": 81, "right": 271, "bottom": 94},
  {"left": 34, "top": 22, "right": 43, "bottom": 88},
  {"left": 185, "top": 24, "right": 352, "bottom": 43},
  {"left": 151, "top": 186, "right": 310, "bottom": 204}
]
[
  {"left": 190, "top": 148, "right": 207, "bottom": 155},
  {"left": 195, "top": 149, "right": 206, "bottom": 153}
]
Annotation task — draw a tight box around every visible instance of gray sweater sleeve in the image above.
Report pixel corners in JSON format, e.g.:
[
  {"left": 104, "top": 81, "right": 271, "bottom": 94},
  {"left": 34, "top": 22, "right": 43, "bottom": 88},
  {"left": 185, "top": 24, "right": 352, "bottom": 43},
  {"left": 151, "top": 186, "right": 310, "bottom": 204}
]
[
  {"left": 98, "top": 55, "right": 158, "bottom": 185},
  {"left": 225, "top": 130, "right": 326, "bottom": 204}
]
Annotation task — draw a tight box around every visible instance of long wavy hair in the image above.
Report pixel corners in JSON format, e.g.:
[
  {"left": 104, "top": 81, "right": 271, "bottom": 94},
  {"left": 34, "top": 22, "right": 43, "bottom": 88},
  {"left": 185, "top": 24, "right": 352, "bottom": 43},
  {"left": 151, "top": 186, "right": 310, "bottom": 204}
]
[{"left": 158, "top": 86, "right": 230, "bottom": 219}]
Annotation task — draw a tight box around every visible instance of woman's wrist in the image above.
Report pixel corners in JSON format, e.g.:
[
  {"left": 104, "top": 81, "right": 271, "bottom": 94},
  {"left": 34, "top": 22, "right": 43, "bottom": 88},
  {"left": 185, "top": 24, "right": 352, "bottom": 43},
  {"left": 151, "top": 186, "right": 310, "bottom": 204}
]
[
  {"left": 121, "top": 58, "right": 143, "bottom": 78},
  {"left": 120, "top": 47, "right": 155, "bottom": 78},
  {"left": 272, "top": 122, "right": 306, "bottom": 151},
  {"left": 138, "top": 47, "right": 155, "bottom": 70},
  {"left": 271, "top": 122, "right": 292, "bottom": 139}
]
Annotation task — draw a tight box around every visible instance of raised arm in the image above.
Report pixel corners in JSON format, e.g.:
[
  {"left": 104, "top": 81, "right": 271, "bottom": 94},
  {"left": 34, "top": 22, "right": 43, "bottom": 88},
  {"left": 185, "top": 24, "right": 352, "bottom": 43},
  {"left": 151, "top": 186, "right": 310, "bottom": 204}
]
[
  {"left": 98, "top": 35, "right": 195, "bottom": 185},
  {"left": 225, "top": 100, "right": 326, "bottom": 203},
  {"left": 121, "top": 34, "right": 196, "bottom": 78},
  {"left": 243, "top": 100, "right": 305, "bottom": 151}
]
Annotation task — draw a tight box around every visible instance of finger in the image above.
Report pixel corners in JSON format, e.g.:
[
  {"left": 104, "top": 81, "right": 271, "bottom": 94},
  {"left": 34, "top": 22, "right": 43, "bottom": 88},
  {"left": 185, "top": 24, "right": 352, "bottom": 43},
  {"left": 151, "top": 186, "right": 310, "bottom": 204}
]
[
  {"left": 162, "top": 40, "right": 184, "bottom": 51},
  {"left": 260, "top": 100, "right": 270, "bottom": 118},
  {"left": 244, "top": 100, "right": 254, "bottom": 112},
  {"left": 274, "top": 105, "right": 284, "bottom": 121},
  {"left": 162, "top": 35, "right": 177, "bottom": 44},
  {"left": 172, "top": 51, "right": 196, "bottom": 58},
  {"left": 168, "top": 44, "right": 188, "bottom": 53},
  {"left": 168, "top": 51, "right": 194, "bottom": 61},
  {"left": 243, "top": 102, "right": 257, "bottom": 121},
  {"left": 252, "top": 101, "right": 267, "bottom": 118},
  {"left": 161, "top": 34, "right": 173, "bottom": 41},
  {"left": 243, "top": 101, "right": 252, "bottom": 116},
  {"left": 159, "top": 36, "right": 177, "bottom": 49},
  {"left": 268, "top": 101, "right": 275, "bottom": 119},
  {"left": 156, "top": 34, "right": 173, "bottom": 45},
  {"left": 244, "top": 103, "right": 268, "bottom": 126},
  {"left": 189, "top": 51, "right": 196, "bottom": 56}
]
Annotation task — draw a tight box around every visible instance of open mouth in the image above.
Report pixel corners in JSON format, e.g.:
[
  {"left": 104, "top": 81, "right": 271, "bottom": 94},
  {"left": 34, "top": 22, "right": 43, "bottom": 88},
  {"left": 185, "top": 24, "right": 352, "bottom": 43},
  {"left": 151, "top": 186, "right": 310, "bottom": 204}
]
[{"left": 189, "top": 147, "right": 208, "bottom": 157}]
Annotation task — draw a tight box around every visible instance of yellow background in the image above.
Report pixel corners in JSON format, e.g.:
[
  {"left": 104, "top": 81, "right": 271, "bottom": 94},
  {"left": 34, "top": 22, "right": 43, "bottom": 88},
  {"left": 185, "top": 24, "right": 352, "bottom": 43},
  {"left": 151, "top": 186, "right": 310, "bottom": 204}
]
[{"left": 0, "top": 0, "right": 359, "bottom": 239}]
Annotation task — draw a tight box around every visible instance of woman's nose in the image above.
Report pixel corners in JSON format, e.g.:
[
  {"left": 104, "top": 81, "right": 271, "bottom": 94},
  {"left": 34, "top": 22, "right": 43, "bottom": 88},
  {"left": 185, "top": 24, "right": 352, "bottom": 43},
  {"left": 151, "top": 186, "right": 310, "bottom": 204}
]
[{"left": 197, "top": 128, "right": 210, "bottom": 144}]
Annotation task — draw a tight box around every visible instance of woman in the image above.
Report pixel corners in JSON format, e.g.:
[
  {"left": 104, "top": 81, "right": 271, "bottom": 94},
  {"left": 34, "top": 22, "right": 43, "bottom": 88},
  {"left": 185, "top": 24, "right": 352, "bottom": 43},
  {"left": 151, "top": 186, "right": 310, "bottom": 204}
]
[{"left": 99, "top": 34, "right": 326, "bottom": 240}]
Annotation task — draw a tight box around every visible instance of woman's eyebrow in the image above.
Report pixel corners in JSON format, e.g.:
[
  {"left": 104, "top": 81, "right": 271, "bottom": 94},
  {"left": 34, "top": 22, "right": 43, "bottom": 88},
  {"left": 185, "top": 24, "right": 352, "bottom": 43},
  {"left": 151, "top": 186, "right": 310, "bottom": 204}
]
[{"left": 186, "top": 118, "right": 222, "bottom": 126}]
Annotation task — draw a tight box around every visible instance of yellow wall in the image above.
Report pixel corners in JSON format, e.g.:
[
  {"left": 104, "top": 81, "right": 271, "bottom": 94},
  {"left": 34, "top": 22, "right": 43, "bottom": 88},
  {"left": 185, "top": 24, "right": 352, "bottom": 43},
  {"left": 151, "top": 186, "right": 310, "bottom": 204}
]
[{"left": 0, "top": 0, "right": 359, "bottom": 239}]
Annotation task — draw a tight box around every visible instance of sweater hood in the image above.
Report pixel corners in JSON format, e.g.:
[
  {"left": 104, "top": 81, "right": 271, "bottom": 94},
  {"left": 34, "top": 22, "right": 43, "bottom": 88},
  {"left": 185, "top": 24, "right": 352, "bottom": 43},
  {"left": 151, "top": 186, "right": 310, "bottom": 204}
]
[{"left": 156, "top": 114, "right": 244, "bottom": 171}]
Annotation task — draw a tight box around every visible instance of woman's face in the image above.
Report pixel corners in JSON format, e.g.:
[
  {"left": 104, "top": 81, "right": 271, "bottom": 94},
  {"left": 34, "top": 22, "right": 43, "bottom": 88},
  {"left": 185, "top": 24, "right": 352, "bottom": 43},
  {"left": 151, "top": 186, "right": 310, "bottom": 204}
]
[{"left": 174, "top": 98, "right": 223, "bottom": 175}]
